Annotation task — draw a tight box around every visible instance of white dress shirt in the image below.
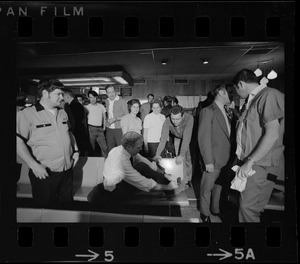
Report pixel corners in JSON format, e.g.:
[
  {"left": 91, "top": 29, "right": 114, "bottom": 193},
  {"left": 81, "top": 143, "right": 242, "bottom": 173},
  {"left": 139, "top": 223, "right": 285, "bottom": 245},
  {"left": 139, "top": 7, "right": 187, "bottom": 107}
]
[
  {"left": 103, "top": 145, "right": 157, "bottom": 192},
  {"left": 107, "top": 95, "right": 119, "bottom": 129}
]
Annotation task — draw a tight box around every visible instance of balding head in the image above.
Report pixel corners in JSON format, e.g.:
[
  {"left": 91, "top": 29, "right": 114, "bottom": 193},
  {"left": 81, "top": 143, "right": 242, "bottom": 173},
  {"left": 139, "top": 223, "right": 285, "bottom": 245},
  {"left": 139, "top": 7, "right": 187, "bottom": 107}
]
[{"left": 121, "top": 131, "right": 143, "bottom": 156}]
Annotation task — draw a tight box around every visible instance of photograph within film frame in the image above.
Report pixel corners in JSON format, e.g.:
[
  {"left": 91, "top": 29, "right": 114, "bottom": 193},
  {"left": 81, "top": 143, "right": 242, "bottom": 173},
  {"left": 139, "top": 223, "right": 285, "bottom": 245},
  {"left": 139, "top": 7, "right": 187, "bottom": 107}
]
[{"left": 0, "top": 1, "right": 296, "bottom": 262}]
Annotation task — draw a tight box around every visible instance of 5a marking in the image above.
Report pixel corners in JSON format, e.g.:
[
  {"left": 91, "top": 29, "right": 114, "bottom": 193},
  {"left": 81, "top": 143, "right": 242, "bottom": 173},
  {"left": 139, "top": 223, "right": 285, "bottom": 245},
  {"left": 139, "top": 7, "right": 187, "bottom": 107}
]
[{"left": 207, "top": 248, "right": 255, "bottom": 261}]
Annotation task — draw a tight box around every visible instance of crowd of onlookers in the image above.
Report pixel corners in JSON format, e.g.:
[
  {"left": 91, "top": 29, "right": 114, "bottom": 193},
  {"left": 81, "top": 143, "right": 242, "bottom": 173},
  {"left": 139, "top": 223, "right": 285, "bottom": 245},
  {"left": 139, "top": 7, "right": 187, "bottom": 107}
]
[{"left": 16, "top": 68, "right": 285, "bottom": 223}]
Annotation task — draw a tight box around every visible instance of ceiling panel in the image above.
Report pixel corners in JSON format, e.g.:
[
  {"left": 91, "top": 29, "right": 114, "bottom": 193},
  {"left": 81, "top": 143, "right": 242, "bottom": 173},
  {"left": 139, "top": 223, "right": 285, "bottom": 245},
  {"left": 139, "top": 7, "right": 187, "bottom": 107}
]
[{"left": 17, "top": 42, "right": 284, "bottom": 82}]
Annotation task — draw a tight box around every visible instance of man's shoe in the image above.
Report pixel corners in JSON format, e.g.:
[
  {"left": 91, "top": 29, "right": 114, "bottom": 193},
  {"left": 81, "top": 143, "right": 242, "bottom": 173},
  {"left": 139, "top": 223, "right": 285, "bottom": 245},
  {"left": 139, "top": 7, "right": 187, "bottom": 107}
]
[{"left": 200, "top": 214, "right": 211, "bottom": 223}]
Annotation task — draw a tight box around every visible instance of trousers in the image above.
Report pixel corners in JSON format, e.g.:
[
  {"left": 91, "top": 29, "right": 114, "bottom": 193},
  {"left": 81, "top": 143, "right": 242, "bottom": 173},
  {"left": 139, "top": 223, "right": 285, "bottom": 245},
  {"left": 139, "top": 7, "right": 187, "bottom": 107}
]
[
  {"left": 88, "top": 126, "right": 108, "bottom": 157},
  {"left": 28, "top": 168, "right": 73, "bottom": 207},
  {"left": 199, "top": 169, "right": 221, "bottom": 216},
  {"left": 88, "top": 162, "right": 170, "bottom": 203},
  {"left": 106, "top": 128, "right": 123, "bottom": 154},
  {"left": 239, "top": 165, "right": 276, "bottom": 222}
]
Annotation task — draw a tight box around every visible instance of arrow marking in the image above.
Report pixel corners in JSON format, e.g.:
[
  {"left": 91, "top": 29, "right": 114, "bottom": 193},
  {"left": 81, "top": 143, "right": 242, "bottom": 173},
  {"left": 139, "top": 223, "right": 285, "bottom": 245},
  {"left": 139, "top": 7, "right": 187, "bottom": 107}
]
[
  {"left": 76, "top": 249, "right": 99, "bottom": 261},
  {"left": 207, "top": 248, "right": 232, "bottom": 260}
]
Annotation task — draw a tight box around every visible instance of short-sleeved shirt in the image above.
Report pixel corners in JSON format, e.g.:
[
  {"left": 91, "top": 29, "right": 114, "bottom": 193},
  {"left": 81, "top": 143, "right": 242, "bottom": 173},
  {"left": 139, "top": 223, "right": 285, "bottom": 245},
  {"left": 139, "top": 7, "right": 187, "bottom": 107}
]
[
  {"left": 85, "top": 103, "right": 106, "bottom": 126},
  {"left": 16, "top": 102, "right": 73, "bottom": 172},
  {"left": 236, "top": 86, "right": 284, "bottom": 167},
  {"left": 120, "top": 114, "right": 142, "bottom": 134},
  {"left": 143, "top": 113, "right": 165, "bottom": 142},
  {"left": 103, "top": 145, "right": 156, "bottom": 192}
]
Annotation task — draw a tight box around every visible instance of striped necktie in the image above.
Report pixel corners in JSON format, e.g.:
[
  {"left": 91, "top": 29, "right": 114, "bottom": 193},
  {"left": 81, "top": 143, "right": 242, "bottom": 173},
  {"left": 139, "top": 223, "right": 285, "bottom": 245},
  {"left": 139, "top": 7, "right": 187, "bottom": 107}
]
[{"left": 224, "top": 105, "right": 233, "bottom": 122}]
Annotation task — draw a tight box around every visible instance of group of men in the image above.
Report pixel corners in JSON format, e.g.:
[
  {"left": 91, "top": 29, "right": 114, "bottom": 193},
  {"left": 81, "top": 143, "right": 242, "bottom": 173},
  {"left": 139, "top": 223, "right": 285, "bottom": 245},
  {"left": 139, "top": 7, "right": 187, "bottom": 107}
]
[
  {"left": 62, "top": 86, "right": 129, "bottom": 158},
  {"left": 16, "top": 68, "right": 284, "bottom": 223},
  {"left": 198, "top": 69, "right": 284, "bottom": 223}
]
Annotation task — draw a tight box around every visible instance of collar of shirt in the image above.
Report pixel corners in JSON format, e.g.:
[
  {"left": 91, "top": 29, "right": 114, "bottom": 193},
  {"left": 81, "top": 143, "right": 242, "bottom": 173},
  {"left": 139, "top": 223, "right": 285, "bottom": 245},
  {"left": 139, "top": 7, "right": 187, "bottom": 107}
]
[
  {"left": 247, "top": 83, "right": 267, "bottom": 108},
  {"left": 120, "top": 145, "right": 132, "bottom": 160},
  {"left": 108, "top": 94, "right": 120, "bottom": 103}
]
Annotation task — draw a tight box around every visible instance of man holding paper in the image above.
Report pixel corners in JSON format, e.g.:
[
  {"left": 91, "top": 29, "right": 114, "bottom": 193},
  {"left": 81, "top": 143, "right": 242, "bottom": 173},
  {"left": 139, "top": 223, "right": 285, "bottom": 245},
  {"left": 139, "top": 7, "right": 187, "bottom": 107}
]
[{"left": 232, "top": 69, "right": 284, "bottom": 223}]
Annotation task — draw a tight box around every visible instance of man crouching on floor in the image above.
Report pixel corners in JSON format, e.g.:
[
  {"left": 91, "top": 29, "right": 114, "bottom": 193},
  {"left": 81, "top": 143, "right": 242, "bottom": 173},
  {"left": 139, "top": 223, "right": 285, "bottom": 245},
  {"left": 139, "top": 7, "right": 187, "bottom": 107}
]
[{"left": 88, "top": 131, "right": 177, "bottom": 204}]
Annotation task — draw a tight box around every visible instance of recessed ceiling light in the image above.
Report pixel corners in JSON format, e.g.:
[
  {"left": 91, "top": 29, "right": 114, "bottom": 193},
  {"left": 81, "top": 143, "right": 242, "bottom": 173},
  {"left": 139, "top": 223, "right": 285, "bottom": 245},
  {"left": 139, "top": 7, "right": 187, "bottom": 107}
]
[
  {"left": 162, "top": 59, "right": 168, "bottom": 65},
  {"left": 202, "top": 59, "right": 209, "bottom": 64}
]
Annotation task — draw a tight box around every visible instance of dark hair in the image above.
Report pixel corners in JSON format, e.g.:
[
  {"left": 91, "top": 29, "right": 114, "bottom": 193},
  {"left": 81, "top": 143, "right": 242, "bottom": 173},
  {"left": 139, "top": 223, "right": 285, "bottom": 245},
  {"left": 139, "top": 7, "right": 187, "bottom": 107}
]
[
  {"left": 63, "top": 88, "right": 74, "bottom": 98},
  {"left": 127, "top": 99, "right": 141, "bottom": 112},
  {"left": 147, "top": 93, "right": 154, "bottom": 98},
  {"left": 121, "top": 131, "right": 143, "bottom": 149},
  {"left": 16, "top": 91, "right": 26, "bottom": 106},
  {"left": 151, "top": 98, "right": 163, "bottom": 108},
  {"left": 212, "top": 84, "right": 227, "bottom": 99},
  {"left": 163, "top": 95, "right": 172, "bottom": 105},
  {"left": 171, "top": 96, "right": 179, "bottom": 105},
  {"left": 232, "top": 69, "right": 258, "bottom": 85},
  {"left": 76, "top": 94, "right": 84, "bottom": 100},
  {"left": 38, "top": 78, "right": 64, "bottom": 97},
  {"left": 88, "top": 90, "right": 98, "bottom": 97},
  {"left": 170, "top": 104, "right": 184, "bottom": 116},
  {"left": 105, "top": 85, "right": 115, "bottom": 91}
]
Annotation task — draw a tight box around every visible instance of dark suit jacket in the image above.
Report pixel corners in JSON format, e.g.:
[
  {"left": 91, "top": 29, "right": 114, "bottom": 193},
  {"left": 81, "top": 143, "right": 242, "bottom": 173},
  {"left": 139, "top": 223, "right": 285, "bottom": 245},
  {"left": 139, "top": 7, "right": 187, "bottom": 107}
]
[{"left": 198, "top": 102, "right": 231, "bottom": 169}]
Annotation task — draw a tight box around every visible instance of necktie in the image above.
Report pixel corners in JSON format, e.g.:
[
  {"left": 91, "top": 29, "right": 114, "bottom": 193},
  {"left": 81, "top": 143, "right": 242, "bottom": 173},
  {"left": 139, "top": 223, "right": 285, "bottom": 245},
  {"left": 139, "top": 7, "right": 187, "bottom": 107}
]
[
  {"left": 224, "top": 105, "right": 233, "bottom": 122},
  {"left": 130, "top": 156, "right": 134, "bottom": 166}
]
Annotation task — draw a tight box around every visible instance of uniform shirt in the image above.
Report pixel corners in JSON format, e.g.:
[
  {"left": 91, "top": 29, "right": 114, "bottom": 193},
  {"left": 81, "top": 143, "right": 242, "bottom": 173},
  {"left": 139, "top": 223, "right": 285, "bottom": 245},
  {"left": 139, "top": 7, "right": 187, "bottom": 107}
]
[
  {"left": 103, "top": 145, "right": 157, "bottom": 192},
  {"left": 156, "top": 113, "right": 194, "bottom": 157},
  {"left": 236, "top": 85, "right": 284, "bottom": 167},
  {"left": 236, "top": 83, "right": 266, "bottom": 159},
  {"left": 85, "top": 103, "right": 106, "bottom": 126},
  {"left": 16, "top": 102, "right": 73, "bottom": 172},
  {"left": 120, "top": 114, "right": 142, "bottom": 134},
  {"left": 143, "top": 112, "right": 166, "bottom": 142}
]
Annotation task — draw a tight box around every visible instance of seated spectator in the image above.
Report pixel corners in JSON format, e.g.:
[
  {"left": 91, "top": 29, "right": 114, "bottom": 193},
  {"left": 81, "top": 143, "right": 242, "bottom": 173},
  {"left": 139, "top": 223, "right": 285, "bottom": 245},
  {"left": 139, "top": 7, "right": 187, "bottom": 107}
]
[
  {"left": 143, "top": 99, "right": 165, "bottom": 158},
  {"left": 88, "top": 131, "right": 177, "bottom": 203},
  {"left": 120, "top": 99, "right": 142, "bottom": 135}
]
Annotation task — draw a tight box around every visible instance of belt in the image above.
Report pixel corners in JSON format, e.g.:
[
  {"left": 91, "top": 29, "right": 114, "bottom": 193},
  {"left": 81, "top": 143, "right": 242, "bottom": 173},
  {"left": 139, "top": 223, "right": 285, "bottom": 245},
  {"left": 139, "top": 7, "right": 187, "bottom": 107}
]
[{"left": 88, "top": 124, "right": 102, "bottom": 128}]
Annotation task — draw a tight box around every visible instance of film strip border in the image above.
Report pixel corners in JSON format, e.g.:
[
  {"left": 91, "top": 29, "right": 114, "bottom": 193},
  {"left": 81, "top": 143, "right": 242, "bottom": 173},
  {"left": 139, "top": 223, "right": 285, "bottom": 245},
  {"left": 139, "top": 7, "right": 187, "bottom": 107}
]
[
  {"left": 13, "top": 224, "right": 293, "bottom": 262},
  {"left": 0, "top": 2, "right": 295, "bottom": 41},
  {"left": 0, "top": 1, "right": 296, "bottom": 262},
  {"left": 12, "top": 15, "right": 283, "bottom": 39}
]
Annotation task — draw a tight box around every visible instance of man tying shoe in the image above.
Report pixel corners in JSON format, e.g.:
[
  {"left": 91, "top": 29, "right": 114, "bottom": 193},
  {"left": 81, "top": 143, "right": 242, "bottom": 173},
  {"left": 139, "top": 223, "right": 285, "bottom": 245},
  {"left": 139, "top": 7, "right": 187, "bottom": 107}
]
[{"left": 88, "top": 131, "right": 177, "bottom": 204}]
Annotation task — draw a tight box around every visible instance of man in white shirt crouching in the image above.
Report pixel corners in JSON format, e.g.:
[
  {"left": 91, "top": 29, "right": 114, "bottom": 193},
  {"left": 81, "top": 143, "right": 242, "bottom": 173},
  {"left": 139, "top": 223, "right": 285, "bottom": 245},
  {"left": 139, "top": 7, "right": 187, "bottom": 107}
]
[{"left": 88, "top": 131, "right": 177, "bottom": 204}]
